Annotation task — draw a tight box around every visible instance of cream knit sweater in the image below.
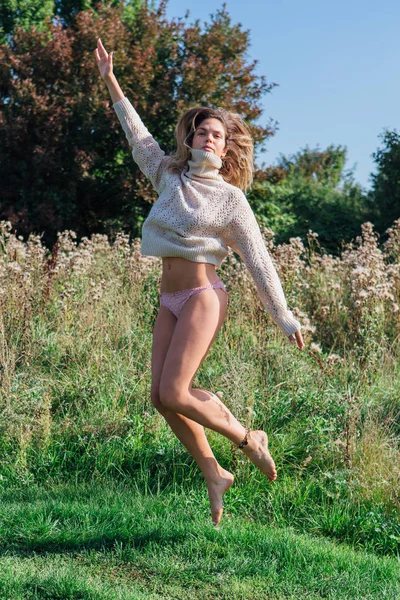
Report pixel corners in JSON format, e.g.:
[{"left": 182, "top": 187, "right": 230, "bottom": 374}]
[{"left": 113, "top": 97, "right": 301, "bottom": 336}]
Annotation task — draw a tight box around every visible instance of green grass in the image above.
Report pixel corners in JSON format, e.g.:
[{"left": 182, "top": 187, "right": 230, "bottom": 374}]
[
  {"left": 1, "top": 229, "right": 400, "bottom": 597},
  {"left": 0, "top": 482, "right": 398, "bottom": 600}
]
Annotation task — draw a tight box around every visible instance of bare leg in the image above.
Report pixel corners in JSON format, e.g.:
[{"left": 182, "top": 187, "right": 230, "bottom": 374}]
[
  {"left": 151, "top": 305, "right": 234, "bottom": 524},
  {"left": 159, "top": 289, "right": 277, "bottom": 482}
]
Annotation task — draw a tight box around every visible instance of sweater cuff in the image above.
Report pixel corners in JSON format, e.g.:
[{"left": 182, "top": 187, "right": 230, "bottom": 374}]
[{"left": 275, "top": 311, "right": 301, "bottom": 336}]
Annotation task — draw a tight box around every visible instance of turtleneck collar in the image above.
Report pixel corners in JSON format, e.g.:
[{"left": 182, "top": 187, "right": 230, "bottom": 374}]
[{"left": 186, "top": 148, "right": 223, "bottom": 181}]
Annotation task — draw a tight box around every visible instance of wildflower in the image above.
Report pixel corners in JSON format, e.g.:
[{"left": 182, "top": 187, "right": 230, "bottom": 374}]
[
  {"left": 326, "top": 354, "right": 344, "bottom": 365},
  {"left": 310, "top": 343, "right": 322, "bottom": 354},
  {"left": 319, "top": 306, "right": 330, "bottom": 317}
]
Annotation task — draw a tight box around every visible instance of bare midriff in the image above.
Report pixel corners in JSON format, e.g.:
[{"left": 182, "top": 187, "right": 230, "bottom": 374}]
[{"left": 161, "top": 257, "right": 219, "bottom": 293}]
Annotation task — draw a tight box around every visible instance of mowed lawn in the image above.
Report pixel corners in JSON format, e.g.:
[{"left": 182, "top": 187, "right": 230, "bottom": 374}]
[{"left": 0, "top": 482, "right": 398, "bottom": 600}]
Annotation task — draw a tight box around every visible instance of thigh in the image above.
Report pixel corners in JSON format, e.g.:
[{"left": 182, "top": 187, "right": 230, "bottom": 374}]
[
  {"left": 160, "top": 288, "right": 228, "bottom": 391},
  {"left": 151, "top": 305, "right": 177, "bottom": 399}
]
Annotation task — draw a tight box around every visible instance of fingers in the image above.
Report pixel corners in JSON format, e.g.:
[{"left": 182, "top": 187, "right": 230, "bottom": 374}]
[
  {"left": 95, "top": 39, "right": 114, "bottom": 68},
  {"left": 288, "top": 330, "right": 305, "bottom": 349},
  {"left": 97, "top": 38, "right": 108, "bottom": 56},
  {"left": 97, "top": 38, "right": 107, "bottom": 54},
  {"left": 295, "top": 330, "right": 305, "bottom": 349}
]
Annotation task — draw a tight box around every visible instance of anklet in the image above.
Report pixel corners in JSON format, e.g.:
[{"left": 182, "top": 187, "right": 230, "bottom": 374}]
[{"left": 238, "top": 429, "right": 250, "bottom": 449}]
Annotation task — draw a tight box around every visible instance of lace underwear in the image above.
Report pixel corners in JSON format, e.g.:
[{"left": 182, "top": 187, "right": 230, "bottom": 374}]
[{"left": 160, "top": 279, "right": 227, "bottom": 318}]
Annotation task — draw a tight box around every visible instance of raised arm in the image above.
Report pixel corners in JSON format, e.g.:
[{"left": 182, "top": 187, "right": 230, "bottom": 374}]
[{"left": 94, "top": 39, "right": 166, "bottom": 191}]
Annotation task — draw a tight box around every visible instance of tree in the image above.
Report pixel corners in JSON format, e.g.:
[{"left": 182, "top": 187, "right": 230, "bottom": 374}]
[
  {"left": 276, "top": 144, "right": 348, "bottom": 188},
  {"left": 0, "top": 2, "right": 275, "bottom": 242},
  {"left": 0, "top": 0, "right": 54, "bottom": 43},
  {"left": 0, "top": 0, "right": 143, "bottom": 42},
  {"left": 370, "top": 129, "right": 400, "bottom": 233},
  {"left": 54, "top": 0, "right": 143, "bottom": 27},
  {"left": 248, "top": 146, "right": 370, "bottom": 252}
]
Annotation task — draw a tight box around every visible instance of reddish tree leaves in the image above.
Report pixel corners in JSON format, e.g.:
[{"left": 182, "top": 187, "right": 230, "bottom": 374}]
[{"left": 0, "top": 3, "right": 275, "bottom": 242}]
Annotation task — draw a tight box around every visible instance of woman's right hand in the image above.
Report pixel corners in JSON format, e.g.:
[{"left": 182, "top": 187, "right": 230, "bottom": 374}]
[{"left": 94, "top": 38, "right": 114, "bottom": 81}]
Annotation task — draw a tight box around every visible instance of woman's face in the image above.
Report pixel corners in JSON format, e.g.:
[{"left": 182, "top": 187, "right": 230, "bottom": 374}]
[{"left": 191, "top": 118, "right": 227, "bottom": 158}]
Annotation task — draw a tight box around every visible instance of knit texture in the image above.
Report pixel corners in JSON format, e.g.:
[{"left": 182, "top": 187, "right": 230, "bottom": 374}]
[{"left": 113, "top": 96, "right": 301, "bottom": 336}]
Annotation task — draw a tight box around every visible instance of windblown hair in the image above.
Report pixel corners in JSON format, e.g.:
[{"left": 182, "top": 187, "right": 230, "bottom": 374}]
[{"left": 168, "top": 106, "right": 254, "bottom": 191}]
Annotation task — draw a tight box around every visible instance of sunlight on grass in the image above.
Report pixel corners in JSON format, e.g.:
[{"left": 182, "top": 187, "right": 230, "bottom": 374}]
[
  {"left": 0, "top": 483, "right": 398, "bottom": 600},
  {"left": 0, "top": 220, "right": 399, "bottom": 598}
]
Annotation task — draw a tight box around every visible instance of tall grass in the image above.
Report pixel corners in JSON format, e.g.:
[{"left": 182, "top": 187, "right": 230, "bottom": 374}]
[{"left": 0, "top": 219, "right": 399, "bottom": 554}]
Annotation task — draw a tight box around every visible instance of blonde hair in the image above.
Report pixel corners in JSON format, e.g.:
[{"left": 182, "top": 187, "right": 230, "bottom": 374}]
[{"left": 168, "top": 107, "right": 254, "bottom": 191}]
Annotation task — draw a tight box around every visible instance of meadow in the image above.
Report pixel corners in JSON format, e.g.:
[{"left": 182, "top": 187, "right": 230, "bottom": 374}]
[{"left": 0, "top": 219, "right": 399, "bottom": 599}]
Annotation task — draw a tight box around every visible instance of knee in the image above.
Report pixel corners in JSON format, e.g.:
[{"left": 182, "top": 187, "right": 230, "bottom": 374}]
[
  {"left": 159, "top": 379, "right": 186, "bottom": 411},
  {"left": 150, "top": 386, "right": 166, "bottom": 414}
]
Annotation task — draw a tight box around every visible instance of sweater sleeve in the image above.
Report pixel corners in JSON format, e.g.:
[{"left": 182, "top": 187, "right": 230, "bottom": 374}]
[
  {"left": 225, "top": 195, "right": 301, "bottom": 336},
  {"left": 112, "top": 97, "right": 167, "bottom": 192}
]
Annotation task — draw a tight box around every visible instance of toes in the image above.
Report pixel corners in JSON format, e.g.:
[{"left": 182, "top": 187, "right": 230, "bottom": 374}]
[{"left": 242, "top": 431, "right": 277, "bottom": 481}]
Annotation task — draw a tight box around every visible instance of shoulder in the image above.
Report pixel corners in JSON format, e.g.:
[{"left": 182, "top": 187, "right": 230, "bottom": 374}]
[
  {"left": 218, "top": 180, "right": 248, "bottom": 208},
  {"left": 221, "top": 184, "right": 254, "bottom": 219}
]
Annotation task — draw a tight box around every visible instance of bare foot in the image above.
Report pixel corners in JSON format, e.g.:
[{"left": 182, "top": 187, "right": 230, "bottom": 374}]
[
  {"left": 241, "top": 430, "right": 277, "bottom": 481},
  {"left": 207, "top": 468, "right": 234, "bottom": 525}
]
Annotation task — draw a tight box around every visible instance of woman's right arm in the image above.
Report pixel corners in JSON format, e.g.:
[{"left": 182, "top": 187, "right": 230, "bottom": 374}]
[{"left": 94, "top": 39, "right": 166, "bottom": 191}]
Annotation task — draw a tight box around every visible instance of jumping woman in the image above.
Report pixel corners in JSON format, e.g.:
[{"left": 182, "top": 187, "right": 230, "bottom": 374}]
[{"left": 95, "top": 38, "right": 304, "bottom": 525}]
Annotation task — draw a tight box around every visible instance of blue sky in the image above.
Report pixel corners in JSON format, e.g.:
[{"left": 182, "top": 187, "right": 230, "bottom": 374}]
[{"left": 166, "top": 0, "right": 399, "bottom": 189}]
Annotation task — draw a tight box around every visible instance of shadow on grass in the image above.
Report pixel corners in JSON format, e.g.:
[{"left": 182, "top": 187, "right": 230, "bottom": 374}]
[{"left": 0, "top": 527, "right": 187, "bottom": 557}]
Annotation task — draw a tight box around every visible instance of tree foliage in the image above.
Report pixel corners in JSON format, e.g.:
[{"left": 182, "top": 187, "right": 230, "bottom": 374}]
[
  {"left": 54, "top": 0, "right": 143, "bottom": 27},
  {"left": 248, "top": 146, "right": 370, "bottom": 252},
  {"left": 0, "top": 0, "right": 54, "bottom": 43},
  {"left": 0, "top": 0, "right": 143, "bottom": 42},
  {"left": 370, "top": 129, "right": 400, "bottom": 233},
  {"left": 0, "top": 2, "right": 275, "bottom": 242},
  {"left": 276, "top": 144, "right": 348, "bottom": 188}
]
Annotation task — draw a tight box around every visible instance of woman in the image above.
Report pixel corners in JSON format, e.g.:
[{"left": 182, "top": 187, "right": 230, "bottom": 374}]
[{"left": 95, "top": 38, "right": 304, "bottom": 525}]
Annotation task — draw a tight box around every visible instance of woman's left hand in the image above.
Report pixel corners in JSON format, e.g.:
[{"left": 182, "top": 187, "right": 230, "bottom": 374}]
[{"left": 288, "top": 330, "right": 305, "bottom": 349}]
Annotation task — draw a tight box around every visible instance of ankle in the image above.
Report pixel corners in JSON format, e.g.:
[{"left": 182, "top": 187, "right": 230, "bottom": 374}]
[
  {"left": 232, "top": 429, "right": 251, "bottom": 451},
  {"left": 238, "top": 429, "right": 250, "bottom": 449},
  {"left": 205, "top": 465, "right": 229, "bottom": 484}
]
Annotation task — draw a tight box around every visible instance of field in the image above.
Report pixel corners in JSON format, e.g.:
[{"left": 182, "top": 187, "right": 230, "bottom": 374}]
[{"left": 0, "top": 220, "right": 399, "bottom": 598}]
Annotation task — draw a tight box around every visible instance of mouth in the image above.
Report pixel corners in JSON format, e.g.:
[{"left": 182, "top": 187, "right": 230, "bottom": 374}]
[{"left": 203, "top": 146, "right": 214, "bottom": 152}]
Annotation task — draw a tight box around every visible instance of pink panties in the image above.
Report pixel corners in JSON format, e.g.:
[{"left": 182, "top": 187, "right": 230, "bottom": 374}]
[{"left": 160, "top": 279, "right": 227, "bottom": 319}]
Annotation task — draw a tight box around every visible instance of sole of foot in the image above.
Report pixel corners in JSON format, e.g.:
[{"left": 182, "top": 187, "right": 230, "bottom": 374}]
[
  {"left": 241, "top": 430, "right": 277, "bottom": 481},
  {"left": 207, "top": 469, "right": 234, "bottom": 526}
]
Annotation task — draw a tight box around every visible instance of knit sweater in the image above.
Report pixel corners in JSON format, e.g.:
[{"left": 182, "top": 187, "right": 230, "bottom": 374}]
[{"left": 113, "top": 97, "right": 301, "bottom": 336}]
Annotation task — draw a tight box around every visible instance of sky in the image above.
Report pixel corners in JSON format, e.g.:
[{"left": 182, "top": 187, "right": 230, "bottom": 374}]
[{"left": 165, "top": 0, "right": 400, "bottom": 189}]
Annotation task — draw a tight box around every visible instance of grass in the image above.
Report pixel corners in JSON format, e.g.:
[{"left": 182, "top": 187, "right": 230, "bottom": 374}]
[
  {"left": 0, "top": 482, "right": 398, "bottom": 600},
  {"left": 1, "top": 224, "right": 400, "bottom": 597}
]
